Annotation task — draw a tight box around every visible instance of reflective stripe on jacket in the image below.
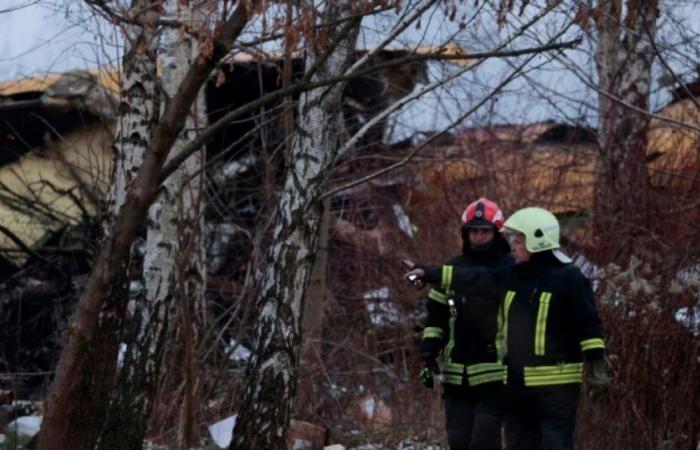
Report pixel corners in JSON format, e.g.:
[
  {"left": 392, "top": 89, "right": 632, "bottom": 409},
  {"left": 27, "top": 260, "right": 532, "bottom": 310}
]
[
  {"left": 420, "top": 239, "right": 512, "bottom": 387},
  {"left": 436, "top": 252, "right": 606, "bottom": 388}
]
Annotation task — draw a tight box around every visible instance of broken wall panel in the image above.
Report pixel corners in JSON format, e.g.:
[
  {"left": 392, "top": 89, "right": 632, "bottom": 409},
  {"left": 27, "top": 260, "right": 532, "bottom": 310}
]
[{"left": 0, "top": 123, "right": 113, "bottom": 266}]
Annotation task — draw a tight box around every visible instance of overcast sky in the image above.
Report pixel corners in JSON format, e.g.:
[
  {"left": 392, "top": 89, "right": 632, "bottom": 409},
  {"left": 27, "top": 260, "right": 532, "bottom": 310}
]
[
  {"left": 0, "top": 1, "right": 122, "bottom": 79},
  {"left": 2, "top": 1, "right": 700, "bottom": 135}
]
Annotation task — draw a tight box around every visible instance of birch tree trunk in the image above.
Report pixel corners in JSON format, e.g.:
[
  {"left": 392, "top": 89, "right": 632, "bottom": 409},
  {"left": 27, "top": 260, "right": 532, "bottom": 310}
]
[
  {"left": 145, "top": 1, "right": 207, "bottom": 446},
  {"left": 98, "top": 0, "right": 206, "bottom": 448},
  {"left": 37, "top": 3, "right": 249, "bottom": 448},
  {"left": 231, "top": 3, "right": 360, "bottom": 448},
  {"left": 295, "top": 197, "right": 331, "bottom": 418},
  {"left": 37, "top": 4, "right": 160, "bottom": 448},
  {"left": 594, "top": 0, "right": 659, "bottom": 262}
]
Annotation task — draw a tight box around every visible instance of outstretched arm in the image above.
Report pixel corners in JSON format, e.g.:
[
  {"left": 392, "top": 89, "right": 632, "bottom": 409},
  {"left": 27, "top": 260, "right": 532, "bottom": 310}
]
[{"left": 403, "top": 260, "right": 502, "bottom": 297}]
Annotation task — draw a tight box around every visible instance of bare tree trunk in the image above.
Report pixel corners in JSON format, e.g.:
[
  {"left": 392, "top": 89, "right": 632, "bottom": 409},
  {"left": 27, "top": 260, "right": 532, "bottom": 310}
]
[
  {"left": 295, "top": 197, "right": 331, "bottom": 419},
  {"left": 98, "top": 0, "right": 206, "bottom": 448},
  {"left": 37, "top": 4, "right": 249, "bottom": 449},
  {"left": 593, "top": 0, "right": 659, "bottom": 262},
  {"left": 150, "top": 2, "right": 207, "bottom": 446},
  {"left": 37, "top": 4, "right": 160, "bottom": 448},
  {"left": 231, "top": 3, "right": 360, "bottom": 448}
]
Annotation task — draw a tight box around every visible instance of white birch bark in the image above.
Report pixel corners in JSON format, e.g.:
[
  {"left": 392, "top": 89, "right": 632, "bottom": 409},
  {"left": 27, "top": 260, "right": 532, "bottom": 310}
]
[
  {"left": 231, "top": 2, "right": 360, "bottom": 448},
  {"left": 102, "top": 1, "right": 205, "bottom": 448},
  {"left": 39, "top": 3, "right": 161, "bottom": 450},
  {"left": 144, "top": 1, "right": 207, "bottom": 446},
  {"left": 295, "top": 197, "right": 331, "bottom": 416},
  {"left": 141, "top": 0, "right": 206, "bottom": 369},
  {"left": 107, "top": 20, "right": 159, "bottom": 232},
  {"left": 38, "top": 2, "right": 249, "bottom": 448},
  {"left": 141, "top": 0, "right": 206, "bottom": 446},
  {"left": 594, "top": 0, "right": 659, "bottom": 260}
]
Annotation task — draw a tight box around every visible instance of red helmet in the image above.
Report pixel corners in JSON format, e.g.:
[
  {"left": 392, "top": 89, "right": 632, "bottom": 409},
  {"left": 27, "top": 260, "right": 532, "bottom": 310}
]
[{"left": 461, "top": 197, "right": 505, "bottom": 229}]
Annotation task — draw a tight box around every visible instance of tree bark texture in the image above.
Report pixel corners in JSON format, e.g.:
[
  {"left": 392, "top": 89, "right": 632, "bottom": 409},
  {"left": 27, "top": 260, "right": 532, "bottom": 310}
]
[
  {"left": 146, "top": 1, "right": 207, "bottom": 446},
  {"left": 231, "top": 4, "right": 360, "bottom": 448},
  {"left": 37, "top": 3, "right": 249, "bottom": 449},
  {"left": 98, "top": 0, "right": 207, "bottom": 448},
  {"left": 37, "top": 4, "right": 161, "bottom": 448},
  {"left": 295, "top": 197, "right": 331, "bottom": 419},
  {"left": 593, "top": 0, "right": 659, "bottom": 262}
]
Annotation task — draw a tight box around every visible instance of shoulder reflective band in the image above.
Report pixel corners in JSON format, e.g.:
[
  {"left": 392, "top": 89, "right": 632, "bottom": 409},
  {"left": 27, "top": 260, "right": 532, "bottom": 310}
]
[
  {"left": 534, "top": 292, "right": 552, "bottom": 356},
  {"left": 422, "top": 327, "right": 444, "bottom": 340},
  {"left": 523, "top": 363, "right": 582, "bottom": 387},
  {"left": 428, "top": 288, "right": 447, "bottom": 304},
  {"left": 441, "top": 265, "right": 454, "bottom": 290},
  {"left": 496, "top": 290, "right": 517, "bottom": 360},
  {"left": 580, "top": 337, "right": 606, "bottom": 352}
]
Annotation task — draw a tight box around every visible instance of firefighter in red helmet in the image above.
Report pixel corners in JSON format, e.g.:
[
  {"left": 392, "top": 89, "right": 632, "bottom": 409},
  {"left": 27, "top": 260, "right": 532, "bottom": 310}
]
[
  {"left": 418, "top": 197, "right": 512, "bottom": 450},
  {"left": 408, "top": 207, "right": 608, "bottom": 450}
]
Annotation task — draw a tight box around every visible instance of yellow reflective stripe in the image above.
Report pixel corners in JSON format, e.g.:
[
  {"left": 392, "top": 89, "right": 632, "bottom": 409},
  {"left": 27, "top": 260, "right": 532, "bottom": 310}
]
[
  {"left": 441, "top": 265, "right": 453, "bottom": 290},
  {"left": 534, "top": 292, "right": 552, "bottom": 356},
  {"left": 497, "top": 291, "right": 516, "bottom": 360},
  {"left": 428, "top": 288, "right": 447, "bottom": 304},
  {"left": 467, "top": 362, "right": 505, "bottom": 386},
  {"left": 466, "top": 362, "right": 505, "bottom": 375},
  {"left": 422, "top": 327, "right": 444, "bottom": 340},
  {"left": 469, "top": 371, "right": 506, "bottom": 386},
  {"left": 443, "top": 316, "right": 456, "bottom": 363},
  {"left": 443, "top": 361, "right": 464, "bottom": 374},
  {"left": 580, "top": 338, "right": 606, "bottom": 352},
  {"left": 524, "top": 363, "right": 582, "bottom": 375},
  {"left": 443, "top": 374, "right": 463, "bottom": 385},
  {"left": 525, "top": 373, "right": 582, "bottom": 386},
  {"left": 523, "top": 363, "right": 582, "bottom": 386}
]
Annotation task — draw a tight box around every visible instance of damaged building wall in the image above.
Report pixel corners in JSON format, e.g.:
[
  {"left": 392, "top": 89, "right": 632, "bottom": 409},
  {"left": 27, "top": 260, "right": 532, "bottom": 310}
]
[
  {"left": 0, "top": 123, "right": 113, "bottom": 265},
  {"left": 0, "top": 52, "right": 434, "bottom": 411}
]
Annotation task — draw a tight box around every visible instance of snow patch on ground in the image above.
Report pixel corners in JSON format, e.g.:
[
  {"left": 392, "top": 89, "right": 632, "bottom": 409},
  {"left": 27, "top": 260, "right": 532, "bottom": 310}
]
[
  {"left": 5, "top": 415, "right": 42, "bottom": 439},
  {"left": 675, "top": 307, "right": 700, "bottom": 335},
  {"left": 208, "top": 414, "right": 237, "bottom": 448},
  {"left": 227, "top": 339, "right": 252, "bottom": 361},
  {"left": 676, "top": 264, "right": 700, "bottom": 300},
  {"left": 360, "top": 397, "right": 378, "bottom": 418}
]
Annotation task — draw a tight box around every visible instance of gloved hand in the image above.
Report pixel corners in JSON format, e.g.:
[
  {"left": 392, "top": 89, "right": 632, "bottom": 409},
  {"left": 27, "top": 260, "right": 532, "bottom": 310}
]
[
  {"left": 586, "top": 358, "right": 610, "bottom": 404},
  {"left": 402, "top": 260, "right": 441, "bottom": 288},
  {"left": 419, "top": 359, "right": 440, "bottom": 389}
]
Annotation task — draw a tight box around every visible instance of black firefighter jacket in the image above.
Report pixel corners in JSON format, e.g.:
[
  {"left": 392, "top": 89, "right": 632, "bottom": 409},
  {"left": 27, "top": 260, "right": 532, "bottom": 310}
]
[
  {"left": 421, "top": 238, "right": 513, "bottom": 388},
  {"left": 424, "top": 251, "right": 606, "bottom": 389}
]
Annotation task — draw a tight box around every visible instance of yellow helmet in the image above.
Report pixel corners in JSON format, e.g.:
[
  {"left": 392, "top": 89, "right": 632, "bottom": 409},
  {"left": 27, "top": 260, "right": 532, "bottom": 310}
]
[{"left": 503, "top": 207, "right": 571, "bottom": 262}]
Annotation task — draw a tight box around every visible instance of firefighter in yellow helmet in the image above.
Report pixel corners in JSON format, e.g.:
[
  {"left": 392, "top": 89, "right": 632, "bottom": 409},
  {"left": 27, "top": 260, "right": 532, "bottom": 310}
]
[{"left": 405, "top": 207, "right": 609, "bottom": 450}]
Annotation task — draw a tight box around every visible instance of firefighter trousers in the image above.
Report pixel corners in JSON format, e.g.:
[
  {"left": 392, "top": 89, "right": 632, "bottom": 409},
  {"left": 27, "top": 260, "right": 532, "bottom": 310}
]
[
  {"left": 504, "top": 384, "right": 580, "bottom": 450},
  {"left": 443, "top": 383, "right": 506, "bottom": 450}
]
